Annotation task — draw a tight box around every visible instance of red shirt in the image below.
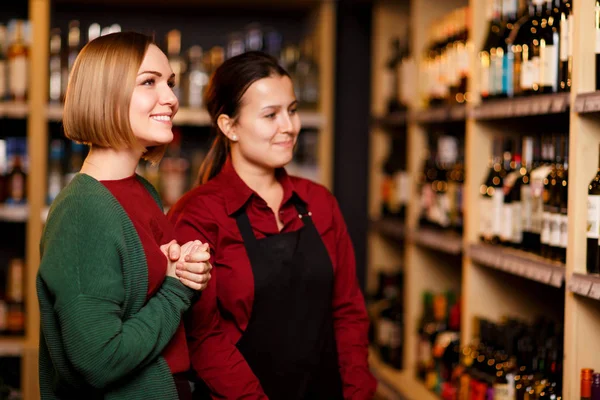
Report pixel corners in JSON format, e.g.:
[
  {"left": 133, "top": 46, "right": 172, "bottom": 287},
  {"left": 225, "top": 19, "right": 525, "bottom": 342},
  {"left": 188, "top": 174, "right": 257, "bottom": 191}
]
[
  {"left": 102, "top": 175, "right": 189, "bottom": 375},
  {"left": 167, "top": 159, "right": 377, "bottom": 399}
]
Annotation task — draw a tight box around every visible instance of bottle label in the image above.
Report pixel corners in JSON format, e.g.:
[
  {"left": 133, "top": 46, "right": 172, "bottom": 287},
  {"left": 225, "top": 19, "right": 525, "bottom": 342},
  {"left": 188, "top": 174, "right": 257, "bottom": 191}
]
[
  {"left": 530, "top": 56, "right": 541, "bottom": 87},
  {"left": 501, "top": 203, "right": 513, "bottom": 242},
  {"left": 531, "top": 165, "right": 553, "bottom": 233},
  {"left": 480, "top": 54, "right": 490, "bottom": 97},
  {"left": 502, "top": 51, "right": 514, "bottom": 97},
  {"left": 512, "top": 201, "right": 523, "bottom": 243},
  {"left": 587, "top": 195, "right": 600, "bottom": 239},
  {"left": 560, "top": 17, "right": 569, "bottom": 62},
  {"left": 521, "top": 186, "right": 532, "bottom": 231},
  {"left": 560, "top": 213, "right": 568, "bottom": 249},
  {"left": 520, "top": 59, "right": 534, "bottom": 91},
  {"left": 492, "top": 383, "right": 511, "bottom": 400},
  {"left": 480, "top": 197, "right": 492, "bottom": 238},
  {"left": 395, "top": 171, "right": 411, "bottom": 206},
  {"left": 549, "top": 212, "right": 561, "bottom": 246},
  {"left": 10, "top": 174, "right": 24, "bottom": 202},
  {"left": 541, "top": 211, "right": 551, "bottom": 245},
  {"left": 377, "top": 318, "right": 392, "bottom": 346},
  {"left": 492, "top": 190, "right": 505, "bottom": 236},
  {"left": 540, "top": 42, "right": 558, "bottom": 87},
  {"left": 9, "top": 55, "right": 27, "bottom": 100},
  {"left": 489, "top": 51, "right": 498, "bottom": 96},
  {"left": 437, "top": 192, "right": 451, "bottom": 228}
]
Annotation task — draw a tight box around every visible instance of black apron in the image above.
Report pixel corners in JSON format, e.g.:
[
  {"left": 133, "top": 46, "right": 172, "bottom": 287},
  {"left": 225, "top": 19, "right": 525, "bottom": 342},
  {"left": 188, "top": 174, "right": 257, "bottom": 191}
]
[{"left": 193, "top": 195, "right": 343, "bottom": 400}]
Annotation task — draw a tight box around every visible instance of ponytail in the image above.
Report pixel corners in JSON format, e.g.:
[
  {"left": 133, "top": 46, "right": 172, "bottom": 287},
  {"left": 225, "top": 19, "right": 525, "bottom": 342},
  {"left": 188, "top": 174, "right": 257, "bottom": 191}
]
[{"left": 196, "top": 129, "right": 229, "bottom": 185}]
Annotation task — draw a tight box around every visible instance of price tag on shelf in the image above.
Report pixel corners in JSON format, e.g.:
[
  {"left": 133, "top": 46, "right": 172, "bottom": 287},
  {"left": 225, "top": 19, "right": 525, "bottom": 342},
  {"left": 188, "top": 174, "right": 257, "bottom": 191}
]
[
  {"left": 584, "top": 96, "right": 600, "bottom": 113},
  {"left": 551, "top": 95, "right": 568, "bottom": 113},
  {"left": 589, "top": 283, "right": 600, "bottom": 300},
  {"left": 574, "top": 96, "right": 586, "bottom": 113},
  {"left": 550, "top": 271, "right": 564, "bottom": 288},
  {"left": 538, "top": 267, "right": 553, "bottom": 284},
  {"left": 571, "top": 276, "right": 593, "bottom": 296}
]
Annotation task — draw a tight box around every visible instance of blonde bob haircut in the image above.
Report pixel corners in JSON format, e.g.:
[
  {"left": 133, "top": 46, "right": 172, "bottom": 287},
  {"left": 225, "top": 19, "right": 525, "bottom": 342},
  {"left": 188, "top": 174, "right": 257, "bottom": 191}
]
[{"left": 63, "top": 31, "right": 167, "bottom": 164}]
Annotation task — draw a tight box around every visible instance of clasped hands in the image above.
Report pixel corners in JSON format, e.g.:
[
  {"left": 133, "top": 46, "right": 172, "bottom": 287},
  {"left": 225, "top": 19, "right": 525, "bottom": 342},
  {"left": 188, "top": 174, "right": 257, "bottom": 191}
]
[{"left": 161, "top": 240, "right": 212, "bottom": 291}]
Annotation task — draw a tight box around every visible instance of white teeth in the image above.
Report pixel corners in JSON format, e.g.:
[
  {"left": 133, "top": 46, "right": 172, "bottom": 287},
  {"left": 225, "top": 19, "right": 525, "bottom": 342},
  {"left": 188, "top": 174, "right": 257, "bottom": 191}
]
[{"left": 151, "top": 115, "right": 171, "bottom": 121}]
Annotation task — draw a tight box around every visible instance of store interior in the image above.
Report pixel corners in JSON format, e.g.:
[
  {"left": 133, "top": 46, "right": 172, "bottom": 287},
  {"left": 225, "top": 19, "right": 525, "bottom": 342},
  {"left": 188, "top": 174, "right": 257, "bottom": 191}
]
[{"left": 2, "top": 0, "right": 600, "bottom": 399}]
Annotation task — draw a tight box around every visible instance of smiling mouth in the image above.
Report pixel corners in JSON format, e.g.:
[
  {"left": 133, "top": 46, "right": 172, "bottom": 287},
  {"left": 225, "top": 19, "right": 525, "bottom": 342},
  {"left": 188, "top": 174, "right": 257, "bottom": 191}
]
[{"left": 150, "top": 115, "right": 172, "bottom": 123}]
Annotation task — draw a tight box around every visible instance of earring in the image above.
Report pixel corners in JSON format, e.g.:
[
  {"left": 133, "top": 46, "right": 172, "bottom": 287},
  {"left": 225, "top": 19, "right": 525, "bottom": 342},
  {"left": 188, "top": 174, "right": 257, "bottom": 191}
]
[{"left": 231, "top": 135, "right": 238, "bottom": 141}]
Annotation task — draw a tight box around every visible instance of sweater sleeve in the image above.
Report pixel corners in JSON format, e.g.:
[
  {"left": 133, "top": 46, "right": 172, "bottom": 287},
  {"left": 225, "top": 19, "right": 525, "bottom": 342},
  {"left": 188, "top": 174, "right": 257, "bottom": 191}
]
[
  {"left": 328, "top": 195, "right": 378, "bottom": 400},
  {"left": 39, "top": 195, "right": 195, "bottom": 389}
]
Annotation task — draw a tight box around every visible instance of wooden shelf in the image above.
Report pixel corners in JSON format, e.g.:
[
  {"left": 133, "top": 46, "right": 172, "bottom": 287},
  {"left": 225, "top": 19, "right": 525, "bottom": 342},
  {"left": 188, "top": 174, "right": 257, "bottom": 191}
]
[
  {"left": 573, "top": 91, "right": 600, "bottom": 114},
  {"left": 369, "top": 347, "right": 437, "bottom": 400},
  {"left": 468, "top": 243, "right": 565, "bottom": 288},
  {"left": 371, "top": 112, "right": 408, "bottom": 129},
  {"left": 411, "top": 227, "right": 462, "bottom": 255},
  {"left": 46, "top": 104, "right": 326, "bottom": 129},
  {"left": 412, "top": 104, "right": 467, "bottom": 124},
  {"left": 0, "top": 337, "right": 24, "bottom": 357},
  {"left": 471, "top": 93, "right": 570, "bottom": 120},
  {"left": 568, "top": 273, "right": 600, "bottom": 300},
  {"left": 370, "top": 218, "right": 406, "bottom": 241},
  {"left": 0, "top": 204, "right": 28, "bottom": 223}
]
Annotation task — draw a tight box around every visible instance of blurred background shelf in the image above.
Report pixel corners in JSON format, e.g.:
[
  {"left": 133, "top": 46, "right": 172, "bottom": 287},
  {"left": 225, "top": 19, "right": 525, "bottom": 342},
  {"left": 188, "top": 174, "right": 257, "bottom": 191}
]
[
  {"left": 471, "top": 93, "right": 570, "bottom": 120},
  {"left": 368, "top": 347, "right": 437, "bottom": 400},
  {"left": 0, "top": 204, "right": 28, "bottom": 223},
  {"left": 469, "top": 244, "right": 565, "bottom": 288},
  {"left": 568, "top": 273, "right": 600, "bottom": 300},
  {"left": 411, "top": 228, "right": 462, "bottom": 255},
  {"left": 370, "top": 218, "right": 405, "bottom": 241},
  {"left": 574, "top": 91, "right": 600, "bottom": 113}
]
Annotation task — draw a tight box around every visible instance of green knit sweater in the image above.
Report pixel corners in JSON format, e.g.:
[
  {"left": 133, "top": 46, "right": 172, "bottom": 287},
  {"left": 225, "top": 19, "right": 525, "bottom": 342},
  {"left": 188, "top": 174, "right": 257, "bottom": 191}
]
[{"left": 37, "top": 173, "right": 195, "bottom": 399}]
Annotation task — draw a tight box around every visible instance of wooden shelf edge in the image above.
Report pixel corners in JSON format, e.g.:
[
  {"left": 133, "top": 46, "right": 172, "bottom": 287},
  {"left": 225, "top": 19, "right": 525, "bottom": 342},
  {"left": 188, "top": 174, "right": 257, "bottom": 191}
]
[
  {"left": 0, "top": 204, "right": 28, "bottom": 223},
  {"left": 0, "top": 336, "right": 25, "bottom": 357},
  {"left": 468, "top": 243, "right": 565, "bottom": 288},
  {"left": 411, "top": 227, "right": 463, "bottom": 255},
  {"left": 574, "top": 91, "right": 600, "bottom": 113},
  {"left": 411, "top": 104, "right": 467, "bottom": 124},
  {"left": 471, "top": 92, "right": 570, "bottom": 120},
  {"left": 568, "top": 272, "right": 600, "bottom": 300},
  {"left": 371, "top": 112, "right": 408, "bottom": 128},
  {"left": 369, "top": 347, "right": 438, "bottom": 400},
  {"left": 370, "top": 218, "right": 406, "bottom": 240}
]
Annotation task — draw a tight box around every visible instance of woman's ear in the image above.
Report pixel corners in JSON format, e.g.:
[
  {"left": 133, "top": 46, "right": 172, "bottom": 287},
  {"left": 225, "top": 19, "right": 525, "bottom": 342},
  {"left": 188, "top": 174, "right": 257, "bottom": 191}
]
[{"left": 217, "top": 114, "right": 237, "bottom": 142}]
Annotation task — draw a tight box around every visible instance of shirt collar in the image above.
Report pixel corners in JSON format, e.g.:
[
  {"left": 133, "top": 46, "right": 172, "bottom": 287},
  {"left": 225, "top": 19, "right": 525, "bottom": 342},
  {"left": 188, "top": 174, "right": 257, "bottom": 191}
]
[{"left": 215, "top": 157, "right": 309, "bottom": 216}]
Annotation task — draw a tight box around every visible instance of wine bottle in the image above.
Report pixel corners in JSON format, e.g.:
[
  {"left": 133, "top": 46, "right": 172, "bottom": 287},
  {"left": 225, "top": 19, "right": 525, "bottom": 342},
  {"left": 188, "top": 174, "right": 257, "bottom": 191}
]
[
  {"left": 582, "top": 368, "right": 594, "bottom": 400},
  {"left": 538, "top": 0, "right": 560, "bottom": 94},
  {"left": 530, "top": 137, "right": 554, "bottom": 254},
  {"left": 587, "top": 145, "right": 600, "bottom": 275},
  {"left": 596, "top": 1, "right": 600, "bottom": 91}
]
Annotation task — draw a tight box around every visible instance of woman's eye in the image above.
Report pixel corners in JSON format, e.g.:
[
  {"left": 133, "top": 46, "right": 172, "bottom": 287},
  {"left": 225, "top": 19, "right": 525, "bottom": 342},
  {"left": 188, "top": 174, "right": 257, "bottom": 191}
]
[
  {"left": 289, "top": 108, "right": 297, "bottom": 115},
  {"left": 265, "top": 113, "right": 276, "bottom": 119},
  {"left": 168, "top": 81, "right": 176, "bottom": 88},
  {"left": 142, "top": 78, "right": 155, "bottom": 86}
]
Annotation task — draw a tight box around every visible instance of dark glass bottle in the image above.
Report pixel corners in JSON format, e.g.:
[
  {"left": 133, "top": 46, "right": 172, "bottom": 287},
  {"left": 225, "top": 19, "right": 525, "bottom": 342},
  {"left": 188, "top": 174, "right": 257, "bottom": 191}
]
[{"left": 587, "top": 145, "right": 600, "bottom": 274}]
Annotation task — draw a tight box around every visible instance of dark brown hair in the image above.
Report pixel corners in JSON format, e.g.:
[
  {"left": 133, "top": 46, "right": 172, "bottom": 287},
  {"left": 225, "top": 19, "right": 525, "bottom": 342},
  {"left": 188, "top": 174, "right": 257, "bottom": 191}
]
[{"left": 197, "top": 51, "right": 290, "bottom": 184}]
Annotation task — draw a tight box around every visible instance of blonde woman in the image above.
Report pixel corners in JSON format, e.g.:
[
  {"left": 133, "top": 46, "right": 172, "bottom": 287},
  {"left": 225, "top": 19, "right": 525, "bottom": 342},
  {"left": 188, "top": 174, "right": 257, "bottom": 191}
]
[{"left": 37, "top": 32, "right": 211, "bottom": 399}]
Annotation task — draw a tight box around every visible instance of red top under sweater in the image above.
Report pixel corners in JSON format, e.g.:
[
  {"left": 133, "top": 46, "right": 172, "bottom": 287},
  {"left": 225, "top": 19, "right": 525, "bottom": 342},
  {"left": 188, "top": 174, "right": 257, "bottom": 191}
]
[{"left": 102, "top": 175, "right": 189, "bottom": 374}]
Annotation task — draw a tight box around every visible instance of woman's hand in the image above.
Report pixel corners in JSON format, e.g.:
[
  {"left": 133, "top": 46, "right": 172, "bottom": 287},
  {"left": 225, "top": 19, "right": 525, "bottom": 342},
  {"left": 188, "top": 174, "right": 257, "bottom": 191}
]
[{"left": 161, "top": 240, "right": 212, "bottom": 291}]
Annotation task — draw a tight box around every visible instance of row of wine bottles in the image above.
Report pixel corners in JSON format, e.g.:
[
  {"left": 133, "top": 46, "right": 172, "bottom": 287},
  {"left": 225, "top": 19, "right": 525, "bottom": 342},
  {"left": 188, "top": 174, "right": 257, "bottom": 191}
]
[
  {"left": 479, "top": 134, "right": 569, "bottom": 264},
  {"left": 368, "top": 271, "right": 404, "bottom": 370}
]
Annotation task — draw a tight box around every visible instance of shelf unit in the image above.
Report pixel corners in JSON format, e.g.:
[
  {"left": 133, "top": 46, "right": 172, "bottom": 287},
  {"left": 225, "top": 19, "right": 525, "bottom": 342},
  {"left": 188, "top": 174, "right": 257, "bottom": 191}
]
[
  {"left": 4, "top": 1, "right": 335, "bottom": 398},
  {"left": 368, "top": 0, "right": 600, "bottom": 398}
]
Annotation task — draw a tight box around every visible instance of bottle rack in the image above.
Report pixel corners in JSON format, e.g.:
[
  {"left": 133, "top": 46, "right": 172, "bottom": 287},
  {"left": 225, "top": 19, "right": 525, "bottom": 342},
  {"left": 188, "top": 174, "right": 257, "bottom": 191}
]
[
  {"left": 0, "top": 0, "right": 335, "bottom": 398},
  {"left": 369, "top": 0, "right": 600, "bottom": 399}
]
